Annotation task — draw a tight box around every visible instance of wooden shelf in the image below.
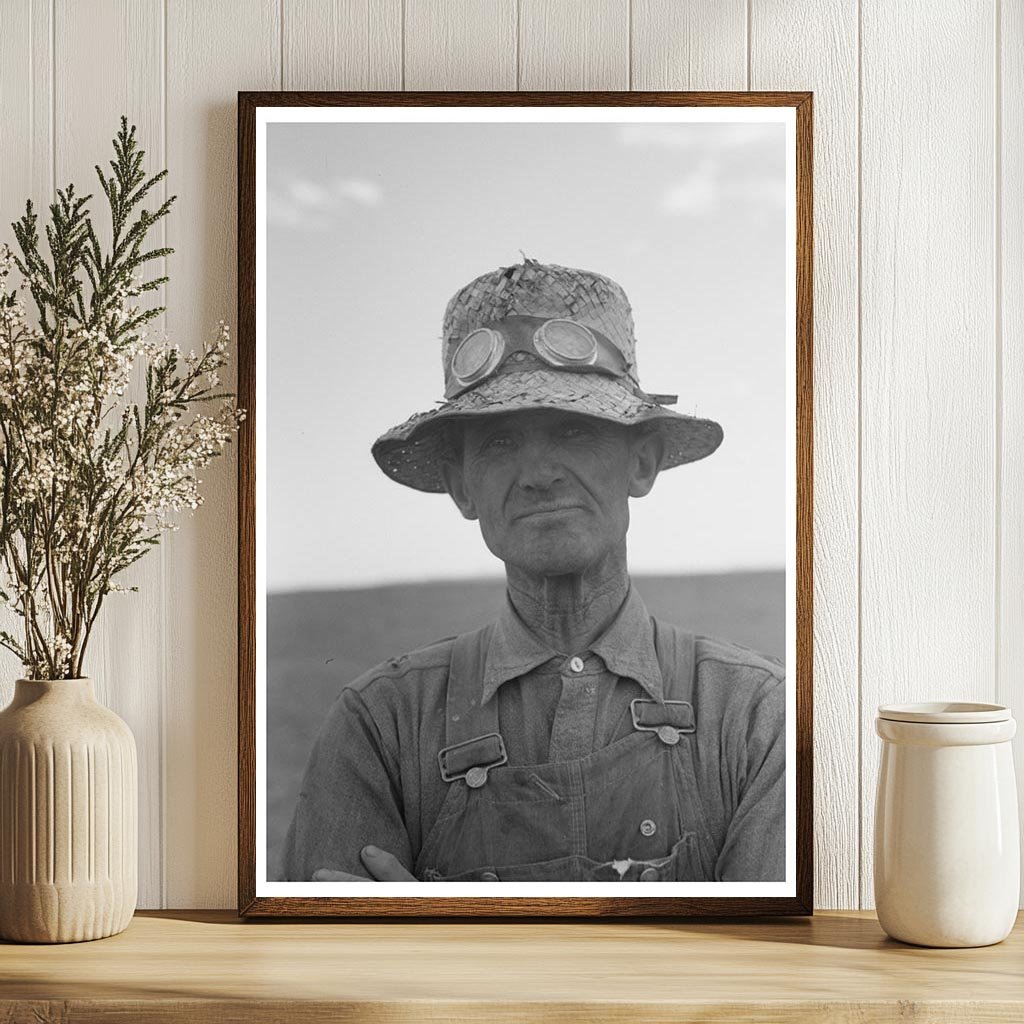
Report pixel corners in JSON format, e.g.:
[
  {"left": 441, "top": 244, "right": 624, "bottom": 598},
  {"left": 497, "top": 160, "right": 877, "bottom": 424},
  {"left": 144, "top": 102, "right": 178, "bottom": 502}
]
[{"left": 2, "top": 910, "right": 1022, "bottom": 1022}]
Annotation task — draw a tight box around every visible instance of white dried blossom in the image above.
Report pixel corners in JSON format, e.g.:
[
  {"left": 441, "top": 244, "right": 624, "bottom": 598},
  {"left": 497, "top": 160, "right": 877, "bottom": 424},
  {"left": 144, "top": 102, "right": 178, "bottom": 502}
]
[
  {"left": 0, "top": 251, "right": 244, "bottom": 677},
  {"left": 0, "top": 121, "right": 248, "bottom": 678}
]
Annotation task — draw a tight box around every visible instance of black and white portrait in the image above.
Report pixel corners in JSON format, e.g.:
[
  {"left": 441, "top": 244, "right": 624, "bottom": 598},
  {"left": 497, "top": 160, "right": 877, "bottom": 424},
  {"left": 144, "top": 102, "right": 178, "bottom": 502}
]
[{"left": 255, "top": 106, "right": 796, "bottom": 898}]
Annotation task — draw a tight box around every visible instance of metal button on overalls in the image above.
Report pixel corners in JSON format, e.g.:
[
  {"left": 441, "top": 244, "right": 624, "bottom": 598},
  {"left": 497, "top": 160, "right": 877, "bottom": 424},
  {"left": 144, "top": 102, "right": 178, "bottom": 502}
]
[{"left": 415, "top": 621, "right": 713, "bottom": 883}]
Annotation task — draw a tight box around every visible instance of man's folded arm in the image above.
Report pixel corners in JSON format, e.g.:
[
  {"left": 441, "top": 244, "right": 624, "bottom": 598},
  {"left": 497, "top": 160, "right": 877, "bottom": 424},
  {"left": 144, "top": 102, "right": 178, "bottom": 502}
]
[
  {"left": 281, "top": 684, "right": 412, "bottom": 881},
  {"left": 714, "top": 671, "right": 787, "bottom": 882}
]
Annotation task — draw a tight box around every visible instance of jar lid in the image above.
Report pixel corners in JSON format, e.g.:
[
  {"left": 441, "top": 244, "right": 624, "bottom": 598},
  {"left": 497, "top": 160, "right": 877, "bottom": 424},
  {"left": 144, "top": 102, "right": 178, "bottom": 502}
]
[{"left": 877, "top": 701, "right": 1011, "bottom": 724}]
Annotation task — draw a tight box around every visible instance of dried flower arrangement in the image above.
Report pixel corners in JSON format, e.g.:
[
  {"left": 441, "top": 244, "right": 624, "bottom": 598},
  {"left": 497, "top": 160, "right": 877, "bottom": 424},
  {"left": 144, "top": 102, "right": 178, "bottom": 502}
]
[{"left": 0, "top": 117, "right": 244, "bottom": 679}]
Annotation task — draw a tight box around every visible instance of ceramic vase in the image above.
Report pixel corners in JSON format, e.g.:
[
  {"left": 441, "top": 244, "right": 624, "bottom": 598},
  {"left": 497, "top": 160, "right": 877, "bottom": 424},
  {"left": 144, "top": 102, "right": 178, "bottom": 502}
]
[
  {"left": 874, "top": 701, "right": 1019, "bottom": 947},
  {"left": 0, "top": 677, "right": 137, "bottom": 942}
]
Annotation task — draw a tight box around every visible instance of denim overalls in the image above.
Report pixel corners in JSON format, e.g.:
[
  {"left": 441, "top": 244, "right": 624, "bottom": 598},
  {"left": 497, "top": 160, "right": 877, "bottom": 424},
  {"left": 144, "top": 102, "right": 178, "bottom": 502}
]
[{"left": 415, "top": 619, "right": 715, "bottom": 882}]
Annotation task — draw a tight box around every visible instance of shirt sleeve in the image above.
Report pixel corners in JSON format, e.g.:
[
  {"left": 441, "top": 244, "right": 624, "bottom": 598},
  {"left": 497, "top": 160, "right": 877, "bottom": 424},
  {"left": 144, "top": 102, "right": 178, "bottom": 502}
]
[
  {"left": 714, "top": 670, "right": 787, "bottom": 882},
  {"left": 280, "top": 682, "right": 413, "bottom": 882}
]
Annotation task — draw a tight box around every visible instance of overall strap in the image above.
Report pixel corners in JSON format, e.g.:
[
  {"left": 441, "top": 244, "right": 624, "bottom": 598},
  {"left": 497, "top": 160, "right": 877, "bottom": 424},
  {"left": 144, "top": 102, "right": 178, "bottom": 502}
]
[
  {"left": 630, "top": 619, "right": 698, "bottom": 746},
  {"left": 438, "top": 624, "right": 507, "bottom": 787},
  {"left": 651, "top": 618, "right": 697, "bottom": 704}
]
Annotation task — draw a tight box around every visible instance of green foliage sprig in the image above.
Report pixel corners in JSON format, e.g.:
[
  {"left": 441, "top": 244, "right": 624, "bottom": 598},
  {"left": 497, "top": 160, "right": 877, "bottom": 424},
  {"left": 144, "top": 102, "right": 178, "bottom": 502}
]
[{"left": 0, "top": 116, "right": 244, "bottom": 679}]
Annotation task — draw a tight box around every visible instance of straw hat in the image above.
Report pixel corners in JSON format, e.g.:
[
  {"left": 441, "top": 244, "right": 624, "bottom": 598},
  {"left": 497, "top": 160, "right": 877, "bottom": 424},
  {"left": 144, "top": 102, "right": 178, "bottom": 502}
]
[{"left": 371, "top": 258, "right": 723, "bottom": 492}]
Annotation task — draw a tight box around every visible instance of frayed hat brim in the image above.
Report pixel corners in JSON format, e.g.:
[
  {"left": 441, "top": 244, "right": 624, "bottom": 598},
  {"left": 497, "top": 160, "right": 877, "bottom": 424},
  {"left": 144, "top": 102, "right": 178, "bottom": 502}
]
[{"left": 371, "top": 369, "right": 723, "bottom": 493}]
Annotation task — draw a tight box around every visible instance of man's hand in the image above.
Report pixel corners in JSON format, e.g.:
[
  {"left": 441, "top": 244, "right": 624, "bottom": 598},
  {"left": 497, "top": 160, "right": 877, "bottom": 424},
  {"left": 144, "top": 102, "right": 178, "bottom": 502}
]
[{"left": 313, "top": 845, "right": 417, "bottom": 882}]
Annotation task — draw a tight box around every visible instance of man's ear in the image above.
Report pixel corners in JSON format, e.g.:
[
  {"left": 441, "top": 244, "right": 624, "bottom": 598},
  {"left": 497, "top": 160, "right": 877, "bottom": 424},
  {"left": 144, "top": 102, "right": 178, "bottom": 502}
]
[
  {"left": 440, "top": 458, "right": 478, "bottom": 520},
  {"left": 628, "top": 428, "right": 663, "bottom": 498}
]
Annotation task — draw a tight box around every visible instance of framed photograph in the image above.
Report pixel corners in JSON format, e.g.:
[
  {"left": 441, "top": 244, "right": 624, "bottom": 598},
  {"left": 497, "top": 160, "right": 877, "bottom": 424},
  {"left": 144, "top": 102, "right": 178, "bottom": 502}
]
[{"left": 238, "top": 91, "right": 812, "bottom": 917}]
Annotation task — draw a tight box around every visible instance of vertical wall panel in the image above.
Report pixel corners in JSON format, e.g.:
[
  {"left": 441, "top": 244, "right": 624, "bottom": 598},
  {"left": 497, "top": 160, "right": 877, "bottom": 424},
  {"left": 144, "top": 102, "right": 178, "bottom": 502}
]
[
  {"left": 519, "top": 0, "right": 629, "bottom": 90},
  {"left": 164, "top": 0, "right": 279, "bottom": 908},
  {"left": 0, "top": 0, "right": 51, "bottom": 235},
  {"left": 283, "top": 0, "right": 401, "bottom": 90},
  {"left": 751, "top": 1, "right": 860, "bottom": 910},
  {"left": 1000, "top": 0, "right": 1024, "bottom": 903},
  {"left": 0, "top": 1, "right": 53, "bottom": 695},
  {"left": 51, "top": 0, "right": 166, "bottom": 909},
  {"left": 860, "top": 1, "right": 997, "bottom": 908},
  {"left": 631, "top": 0, "right": 746, "bottom": 91},
  {"left": 405, "top": 0, "right": 516, "bottom": 89}
]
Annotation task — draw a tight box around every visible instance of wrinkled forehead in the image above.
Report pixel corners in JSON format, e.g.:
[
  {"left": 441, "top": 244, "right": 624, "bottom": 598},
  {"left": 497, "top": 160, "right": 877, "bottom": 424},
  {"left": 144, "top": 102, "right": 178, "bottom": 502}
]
[
  {"left": 445, "top": 410, "right": 643, "bottom": 467},
  {"left": 459, "top": 408, "right": 622, "bottom": 436}
]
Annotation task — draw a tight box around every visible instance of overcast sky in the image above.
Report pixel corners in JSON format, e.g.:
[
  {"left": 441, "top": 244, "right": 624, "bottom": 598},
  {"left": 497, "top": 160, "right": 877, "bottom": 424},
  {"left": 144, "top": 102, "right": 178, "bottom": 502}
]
[{"left": 265, "top": 118, "right": 787, "bottom": 592}]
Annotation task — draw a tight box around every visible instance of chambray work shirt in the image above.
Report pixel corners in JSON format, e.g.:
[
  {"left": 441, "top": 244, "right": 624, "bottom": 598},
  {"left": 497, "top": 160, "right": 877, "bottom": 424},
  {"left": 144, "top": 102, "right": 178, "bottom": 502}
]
[{"left": 281, "top": 586, "right": 786, "bottom": 882}]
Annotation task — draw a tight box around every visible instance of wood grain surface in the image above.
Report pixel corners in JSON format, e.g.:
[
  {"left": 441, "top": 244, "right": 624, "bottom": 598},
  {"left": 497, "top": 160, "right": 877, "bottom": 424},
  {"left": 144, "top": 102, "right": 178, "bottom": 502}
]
[{"left": 1, "top": 910, "right": 1023, "bottom": 1023}]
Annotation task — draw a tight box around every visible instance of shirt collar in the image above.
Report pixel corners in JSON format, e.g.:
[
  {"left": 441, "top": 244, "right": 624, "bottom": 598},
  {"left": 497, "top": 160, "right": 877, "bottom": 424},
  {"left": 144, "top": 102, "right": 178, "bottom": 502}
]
[{"left": 481, "top": 584, "right": 664, "bottom": 704}]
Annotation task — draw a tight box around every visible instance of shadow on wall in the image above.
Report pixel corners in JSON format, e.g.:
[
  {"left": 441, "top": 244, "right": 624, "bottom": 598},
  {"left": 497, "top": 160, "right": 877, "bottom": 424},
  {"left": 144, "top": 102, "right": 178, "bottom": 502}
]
[{"left": 266, "top": 570, "right": 785, "bottom": 880}]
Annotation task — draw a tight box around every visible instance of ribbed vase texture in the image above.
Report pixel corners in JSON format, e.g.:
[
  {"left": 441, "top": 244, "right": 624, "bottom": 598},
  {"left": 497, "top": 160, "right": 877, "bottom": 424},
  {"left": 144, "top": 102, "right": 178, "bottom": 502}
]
[{"left": 0, "top": 678, "right": 137, "bottom": 942}]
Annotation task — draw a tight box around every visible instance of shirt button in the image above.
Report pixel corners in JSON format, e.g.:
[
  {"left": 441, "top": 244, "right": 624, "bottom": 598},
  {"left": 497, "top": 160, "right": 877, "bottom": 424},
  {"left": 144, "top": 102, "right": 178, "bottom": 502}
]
[
  {"left": 480, "top": 871, "right": 499, "bottom": 882},
  {"left": 639, "top": 819, "right": 657, "bottom": 837},
  {"left": 639, "top": 867, "right": 659, "bottom": 882},
  {"left": 569, "top": 656, "right": 584, "bottom": 673}
]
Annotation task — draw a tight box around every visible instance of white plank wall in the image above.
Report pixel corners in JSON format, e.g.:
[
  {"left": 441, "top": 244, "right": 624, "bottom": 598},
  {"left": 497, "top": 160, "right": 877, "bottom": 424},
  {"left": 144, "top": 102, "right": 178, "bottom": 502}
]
[
  {"left": 53, "top": 0, "right": 168, "bottom": 910},
  {"left": 859, "top": 0, "right": 998, "bottom": 909},
  {"left": 0, "top": 1, "right": 52, "bottom": 683},
  {"left": 1002, "top": 0, "right": 1024, "bottom": 906},
  {"left": 750, "top": 0, "right": 860, "bottom": 913},
  {"left": 162, "top": 0, "right": 280, "bottom": 909},
  {"left": 518, "top": 0, "right": 629, "bottom": 90},
  {"left": 283, "top": 0, "right": 402, "bottom": 90},
  {"left": 631, "top": 0, "right": 746, "bottom": 92},
  {"left": 0, "top": 0, "right": 1019, "bottom": 910},
  {"left": 405, "top": 0, "right": 517, "bottom": 90}
]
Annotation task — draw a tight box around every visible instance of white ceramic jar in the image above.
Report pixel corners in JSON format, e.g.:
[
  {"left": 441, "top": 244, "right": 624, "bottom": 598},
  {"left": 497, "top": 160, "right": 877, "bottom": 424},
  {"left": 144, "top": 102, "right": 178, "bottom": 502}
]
[{"left": 874, "top": 702, "right": 1019, "bottom": 947}]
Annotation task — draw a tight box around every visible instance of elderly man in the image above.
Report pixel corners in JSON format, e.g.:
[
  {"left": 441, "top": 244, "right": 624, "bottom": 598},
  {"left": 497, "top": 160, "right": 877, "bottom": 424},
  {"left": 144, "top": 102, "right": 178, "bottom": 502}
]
[{"left": 282, "top": 259, "right": 785, "bottom": 884}]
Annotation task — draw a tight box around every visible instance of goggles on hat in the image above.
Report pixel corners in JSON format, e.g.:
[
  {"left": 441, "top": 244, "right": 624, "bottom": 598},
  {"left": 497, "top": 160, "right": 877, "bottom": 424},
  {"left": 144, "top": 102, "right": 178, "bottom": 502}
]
[{"left": 444, "top": 315, "right": 629, "bottom": 400}]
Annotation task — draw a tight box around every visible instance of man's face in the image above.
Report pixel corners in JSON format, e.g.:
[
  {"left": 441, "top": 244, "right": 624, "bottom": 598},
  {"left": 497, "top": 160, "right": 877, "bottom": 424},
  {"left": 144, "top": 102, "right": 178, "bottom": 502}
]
[{"left": 442, "top": 409, "right": 661, "bottom": 578}]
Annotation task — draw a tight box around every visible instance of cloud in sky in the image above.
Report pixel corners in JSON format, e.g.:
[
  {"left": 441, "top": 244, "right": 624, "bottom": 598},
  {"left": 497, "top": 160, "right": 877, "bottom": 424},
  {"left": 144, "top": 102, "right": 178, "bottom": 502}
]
[
  {"left": 268, "top": 175, "right": 383, "bottom": 229},
  {"left": 662, "top": 158, "right": 785, "bottom": 218},
  {"left": 663, "top": 159, "right": 719, "bottom": 215},
  {"left": 612, "top": 123, "right": 785, "bottom": 219}
]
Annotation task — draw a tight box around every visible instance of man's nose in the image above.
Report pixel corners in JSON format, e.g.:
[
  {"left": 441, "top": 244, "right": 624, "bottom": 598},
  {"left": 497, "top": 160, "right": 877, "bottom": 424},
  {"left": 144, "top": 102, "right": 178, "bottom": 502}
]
[{"left": 516, "top": 439, "right": 566, "bottom": 490}]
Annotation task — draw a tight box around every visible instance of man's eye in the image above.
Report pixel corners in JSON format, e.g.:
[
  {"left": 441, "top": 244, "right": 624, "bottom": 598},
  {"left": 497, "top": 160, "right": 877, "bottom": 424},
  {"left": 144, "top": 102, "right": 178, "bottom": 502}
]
[
  {"left": 481, "top": 434, "right": 513, "bottom": 451},
  {"left": 561, "top": 424, "right": 591, "bottom": 439}
]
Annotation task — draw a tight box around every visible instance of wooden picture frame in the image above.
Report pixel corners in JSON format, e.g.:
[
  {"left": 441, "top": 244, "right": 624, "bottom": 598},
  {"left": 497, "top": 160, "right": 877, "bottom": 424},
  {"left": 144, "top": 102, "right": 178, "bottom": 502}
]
[{"left": 238, "top": 91, "right": 813, "bottom": 917}]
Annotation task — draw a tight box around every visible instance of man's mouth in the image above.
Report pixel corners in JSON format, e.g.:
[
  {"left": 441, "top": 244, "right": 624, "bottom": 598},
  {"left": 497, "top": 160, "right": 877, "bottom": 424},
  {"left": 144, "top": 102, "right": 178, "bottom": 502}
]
[{"left": 513, "top": 504, "right": 584, "bottom": 521}]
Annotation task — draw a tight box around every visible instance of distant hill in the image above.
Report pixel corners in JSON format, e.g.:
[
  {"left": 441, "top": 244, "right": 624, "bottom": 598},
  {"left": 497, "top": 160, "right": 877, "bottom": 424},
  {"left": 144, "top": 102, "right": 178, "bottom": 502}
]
[{"left": 266, "top": 570, "right": 784, "bottom": 879}]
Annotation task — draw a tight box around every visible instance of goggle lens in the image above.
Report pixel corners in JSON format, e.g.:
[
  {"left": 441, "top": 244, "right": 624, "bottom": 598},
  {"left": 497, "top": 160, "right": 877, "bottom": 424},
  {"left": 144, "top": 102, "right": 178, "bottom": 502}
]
[
  {"left": 534, "top": 319, "right": 598, "bottom": 365},
  {"left": 451, "top": 328, "right": 502, "bottom": 384},
  {"left": 445, "top": 316, "right": 624, "bottom": 399}
]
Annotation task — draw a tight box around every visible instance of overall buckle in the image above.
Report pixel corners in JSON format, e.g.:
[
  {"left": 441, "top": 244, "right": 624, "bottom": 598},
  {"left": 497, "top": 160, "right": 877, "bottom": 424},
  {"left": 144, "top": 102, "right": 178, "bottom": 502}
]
[
  {"left": 438, "top": 732, "right": 508, "bottom": 788},
  {"left": 630, "top": 698, "right": 696, "bottom": 746}
]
